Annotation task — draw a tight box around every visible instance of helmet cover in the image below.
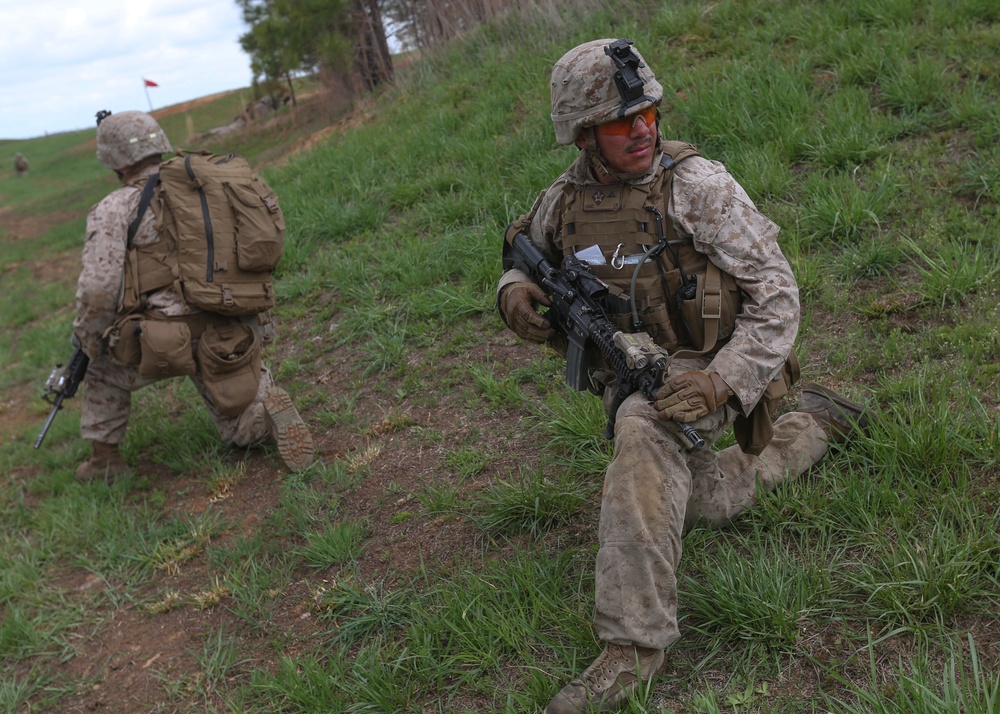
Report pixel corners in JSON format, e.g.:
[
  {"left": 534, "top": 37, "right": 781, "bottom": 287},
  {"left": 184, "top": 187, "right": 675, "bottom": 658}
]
[
  {"left": 96, "top": 110, "right": 172, "bottom": 170},
  {"left": 550, "top": 38, "right": 663, "bottom": 145}
]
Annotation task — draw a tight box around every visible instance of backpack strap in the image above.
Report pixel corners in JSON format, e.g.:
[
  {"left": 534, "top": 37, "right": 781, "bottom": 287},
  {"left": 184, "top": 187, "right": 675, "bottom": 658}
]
[{"left": 127, "top": 173, "right": 160, "bottom": 249}]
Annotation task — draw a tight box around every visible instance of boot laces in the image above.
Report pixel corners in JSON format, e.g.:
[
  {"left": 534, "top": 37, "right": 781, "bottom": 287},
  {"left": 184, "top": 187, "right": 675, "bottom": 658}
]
[{"left": 579, "top": 644, "right": 634, "bottom": 690}]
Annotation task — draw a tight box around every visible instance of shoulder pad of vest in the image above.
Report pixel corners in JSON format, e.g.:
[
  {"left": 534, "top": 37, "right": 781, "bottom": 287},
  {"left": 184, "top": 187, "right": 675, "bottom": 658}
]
[{"left": 660, "top": 141, "right": 701, "bottom": 171}]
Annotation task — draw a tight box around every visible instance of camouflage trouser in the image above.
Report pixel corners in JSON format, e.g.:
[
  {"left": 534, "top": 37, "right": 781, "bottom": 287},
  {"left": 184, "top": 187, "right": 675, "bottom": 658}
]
[
  {"left": 593, "top": 388, "right": 830, "bottom": 650},
  {"left": 79, "top": 353, "right": 274, "bottom": 447}
]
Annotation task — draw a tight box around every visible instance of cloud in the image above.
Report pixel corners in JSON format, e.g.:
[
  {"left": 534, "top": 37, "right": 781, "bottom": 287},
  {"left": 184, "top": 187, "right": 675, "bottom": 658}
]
[{"left": 0, "top": 0, "right": 253, "bottom": 139}]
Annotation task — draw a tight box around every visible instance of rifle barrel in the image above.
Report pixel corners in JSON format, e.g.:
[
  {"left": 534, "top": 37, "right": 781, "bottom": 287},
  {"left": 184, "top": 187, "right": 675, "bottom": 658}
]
[{"left": 33, "top": 395, "right": 64, "bottom": 449}]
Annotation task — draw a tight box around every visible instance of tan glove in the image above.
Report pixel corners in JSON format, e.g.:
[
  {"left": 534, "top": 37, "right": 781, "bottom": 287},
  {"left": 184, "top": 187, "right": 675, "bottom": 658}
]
[
  {"left": 499, "top": 282, "right": 555, "bottom": 343},
  {"left": 655, "top": 370, "right": 733, "bottom": 423}
]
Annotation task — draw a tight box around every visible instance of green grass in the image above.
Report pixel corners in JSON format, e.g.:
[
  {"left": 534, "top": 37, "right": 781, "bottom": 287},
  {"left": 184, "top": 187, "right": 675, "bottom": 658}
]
[
  {"left": 2, "top": 0, "right": 999, "bottom": 711},
  {"left": 825, "top": 635, "right": 1000, "bottom": 714}
]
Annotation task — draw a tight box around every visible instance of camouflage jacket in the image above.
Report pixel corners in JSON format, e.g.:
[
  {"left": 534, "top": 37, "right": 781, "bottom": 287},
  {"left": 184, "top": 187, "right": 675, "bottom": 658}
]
[
  {"left": 73, "top": 164, "right": 190, "bottom": 359},
  {"left": 498, "top": 145, "right": 800, "bottom": 416}
]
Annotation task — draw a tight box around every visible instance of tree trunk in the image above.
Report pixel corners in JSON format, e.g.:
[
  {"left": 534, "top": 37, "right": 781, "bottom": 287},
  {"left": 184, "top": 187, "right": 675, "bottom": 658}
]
[{"left": 355, "top": 0, "right": 394, "bottom": 90}]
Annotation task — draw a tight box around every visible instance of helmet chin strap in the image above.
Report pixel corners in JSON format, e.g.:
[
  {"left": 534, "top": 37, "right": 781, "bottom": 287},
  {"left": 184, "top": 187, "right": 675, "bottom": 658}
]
[{"left": 581, "top": 129, "right": 616, "bottom": 181}]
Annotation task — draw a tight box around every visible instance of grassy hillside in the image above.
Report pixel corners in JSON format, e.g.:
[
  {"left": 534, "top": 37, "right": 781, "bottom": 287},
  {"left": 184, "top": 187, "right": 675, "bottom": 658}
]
[{"left": 2, "top": 0, "right": 999, "bottom": 712}]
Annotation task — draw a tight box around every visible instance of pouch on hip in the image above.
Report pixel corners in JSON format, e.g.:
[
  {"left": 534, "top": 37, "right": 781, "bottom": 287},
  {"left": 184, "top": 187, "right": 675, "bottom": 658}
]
[
  {"left": 197, "top": 322, "right": 262, "bottom": 417},
  {"left": 107, "top": 314, "right": 144, "bottom": 367},
  {"left": 138, "top": 319, "right": 197, "bottom": 378}
]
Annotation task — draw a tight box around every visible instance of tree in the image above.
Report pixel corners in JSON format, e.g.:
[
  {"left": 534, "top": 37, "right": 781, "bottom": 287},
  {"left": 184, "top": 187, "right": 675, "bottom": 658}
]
[
  {"left": 236, "top": 0, "right": 303, "bottom": 104},
  {"left": 383, "top": 0, "right": 516, "bottom": 50},
  {"left": 355, "top": 0, "right": 393, "bottom": 90},
  {"left": 236, "top": 0, "right": 393, "bottom": 100}
]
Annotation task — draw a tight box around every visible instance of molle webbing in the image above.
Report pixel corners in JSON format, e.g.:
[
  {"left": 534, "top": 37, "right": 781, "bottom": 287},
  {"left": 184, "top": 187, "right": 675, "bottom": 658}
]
[
  {"left": 120, "top": 151, "right": 284, "bottom": 317},
  {"left": 559, "top": 179, "right": 679, "bottom": 347},
  {"left": 557, "top": 142, "right": 738, "bottom": 354}
]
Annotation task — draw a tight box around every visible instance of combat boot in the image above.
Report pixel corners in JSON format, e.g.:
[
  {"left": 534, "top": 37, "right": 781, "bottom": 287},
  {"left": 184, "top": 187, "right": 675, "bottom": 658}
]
[
  {"left": 263, "top": 386, "right": 315, "bottom": 471},
  {"left": 75, "top": 441, "right": 130, "bottom": 482},
  {"left": 546, "top": 643, "right": 665, "bottom": 714},
  {"left": 798, "top": 382, "right": 869, "bottom": 443}
]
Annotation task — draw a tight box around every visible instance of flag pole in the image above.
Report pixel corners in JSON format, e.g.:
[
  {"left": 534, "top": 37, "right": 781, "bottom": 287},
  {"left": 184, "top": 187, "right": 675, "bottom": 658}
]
[{"left": 143, "top": 78, "right": 153, "bottom": 111}]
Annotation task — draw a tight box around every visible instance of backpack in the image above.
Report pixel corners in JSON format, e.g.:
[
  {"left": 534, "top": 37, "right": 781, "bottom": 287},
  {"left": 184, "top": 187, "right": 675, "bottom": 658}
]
[{"left": 125, "top": 150, "right": 285, "bottom": 316}]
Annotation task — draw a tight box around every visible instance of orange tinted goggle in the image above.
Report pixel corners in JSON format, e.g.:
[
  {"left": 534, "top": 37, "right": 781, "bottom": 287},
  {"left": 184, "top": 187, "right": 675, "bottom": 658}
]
[{"left": 598, "top": 107, "right": 657, "bottom": 136}]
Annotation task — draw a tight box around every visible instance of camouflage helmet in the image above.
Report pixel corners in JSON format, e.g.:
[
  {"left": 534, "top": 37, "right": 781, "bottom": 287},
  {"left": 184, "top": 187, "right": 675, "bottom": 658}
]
[
  {"left": 96, "top": 110, "right": 172, "bottom": 171},
  {"left": 550, "top": 38, "right": 663, "bottom": 146}
]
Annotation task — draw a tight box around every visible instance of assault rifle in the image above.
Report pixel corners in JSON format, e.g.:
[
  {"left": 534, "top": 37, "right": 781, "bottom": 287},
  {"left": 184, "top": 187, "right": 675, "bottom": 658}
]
[
  {"left": 34, "top": 346, "right": 89, "bottom": 449},
  {"left": 507, "top": 232, "right": 705, "bottom": 449}
]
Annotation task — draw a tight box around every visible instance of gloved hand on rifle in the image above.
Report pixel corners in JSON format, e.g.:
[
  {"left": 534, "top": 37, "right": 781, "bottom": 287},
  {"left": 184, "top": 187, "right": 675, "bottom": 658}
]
[
  {"left": 655, "top": 370, "right": 733, "bottom": 423},
  {"left": 499, "top": 282, "right": 556, "bottom": 343}
]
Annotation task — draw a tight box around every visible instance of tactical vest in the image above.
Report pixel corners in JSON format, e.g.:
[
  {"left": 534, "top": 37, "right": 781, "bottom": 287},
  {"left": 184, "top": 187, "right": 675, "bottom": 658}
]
[
  {"left": 557, "top": 142, "right": 742, "bottom": 357},
  {"left": 121, "top": 151, "right": 284, "bottom": 317}
]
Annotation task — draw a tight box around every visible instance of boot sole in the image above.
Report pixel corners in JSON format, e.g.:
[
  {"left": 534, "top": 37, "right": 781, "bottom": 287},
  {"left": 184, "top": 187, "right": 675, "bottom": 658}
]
[{"left": 263, "top": 388, "right": 315, "bottom": 471}]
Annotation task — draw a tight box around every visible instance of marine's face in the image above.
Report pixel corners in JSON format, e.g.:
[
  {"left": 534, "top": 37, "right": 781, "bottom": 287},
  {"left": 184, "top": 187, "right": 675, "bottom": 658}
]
[{"left": 587, "top": 107, "right": 658, "bottom": 180}]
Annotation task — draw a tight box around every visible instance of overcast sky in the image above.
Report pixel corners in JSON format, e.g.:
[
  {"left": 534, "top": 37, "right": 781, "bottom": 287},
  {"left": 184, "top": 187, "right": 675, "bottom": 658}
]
[{"left": 1, "top": 0, "right": 254, "bottom": 140}]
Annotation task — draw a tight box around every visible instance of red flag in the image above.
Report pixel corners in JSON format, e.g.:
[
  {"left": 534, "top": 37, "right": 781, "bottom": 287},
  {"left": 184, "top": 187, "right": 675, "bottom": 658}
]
[{"left": 143, "top": 78, "right": 158, "bottom": 87}]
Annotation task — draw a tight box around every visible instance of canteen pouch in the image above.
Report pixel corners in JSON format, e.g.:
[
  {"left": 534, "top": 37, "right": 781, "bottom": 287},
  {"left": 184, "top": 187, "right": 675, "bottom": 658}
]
[
  {"left": 197, "top": 322, "right": 261, "bottom": 417},
  {"left": 107, "top": 314, "right": 144, "bottom": 367},
  {"left": 138, "top": 319, "right": 196, "bottom": 378}
]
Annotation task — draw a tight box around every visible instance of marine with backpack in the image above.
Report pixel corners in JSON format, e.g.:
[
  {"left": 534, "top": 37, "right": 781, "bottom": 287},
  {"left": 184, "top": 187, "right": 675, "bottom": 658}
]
[
  {"left": 105, "top": 148, "right": 285, "bottom": 416},
  {"left": 71, "top": 110, "right": 313, "bottom": 480}
]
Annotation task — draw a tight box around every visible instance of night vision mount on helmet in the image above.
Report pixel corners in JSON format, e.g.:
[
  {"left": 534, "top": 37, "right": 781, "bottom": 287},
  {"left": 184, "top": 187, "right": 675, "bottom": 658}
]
[{"left": 604, "top": 39, "right": 657, "bottom": 117}]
